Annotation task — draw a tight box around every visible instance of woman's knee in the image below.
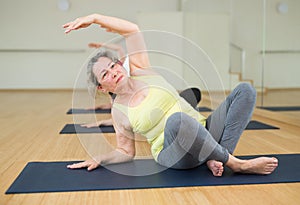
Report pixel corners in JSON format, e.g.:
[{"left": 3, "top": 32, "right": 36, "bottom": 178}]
[
  {"left": 237, "top": 83, "right": 257, "bottom": 103},
  {"left": 165, "top": 112, "right": 191, "bottom": 134},
  {"left": 165, "top": 112, "right": 181, "bottom": 137},
  {"left": 166, "top": 112, "right": 183, "bottom": 127}
]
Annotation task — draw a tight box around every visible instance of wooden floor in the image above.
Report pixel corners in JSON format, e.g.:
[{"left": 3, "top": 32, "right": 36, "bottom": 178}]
[{"left": 1, "top": 90, "right": 300, "bottom": 205}]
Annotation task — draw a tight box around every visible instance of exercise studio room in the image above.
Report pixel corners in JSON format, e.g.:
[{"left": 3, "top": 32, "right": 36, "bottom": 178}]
[{"left": 1, "top": 0, "right": 299, "bottom": 204}]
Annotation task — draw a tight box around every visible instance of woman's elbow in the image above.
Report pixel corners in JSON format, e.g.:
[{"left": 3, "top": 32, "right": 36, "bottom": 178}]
[
  {"left": 127, "top": 150, "right": 136, "bottom": 159},
  {"left": 126, "top": 23, "right": 139, "bottom": 35},
  {"left": 117, "top": 147, "right": 135, "bottom": 159}
]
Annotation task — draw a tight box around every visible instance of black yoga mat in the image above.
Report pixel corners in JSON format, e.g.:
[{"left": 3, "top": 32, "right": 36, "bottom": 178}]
[
  {"left": 258, "top": 106, "right": 300, "bottom": 112},
  {"left": 179, "top": 87, "right": 201, "bottom": 108},
  {"left": 196, "top": 106, "right": 213, "bottom": 112},
  {"left": 246, "top": 120, "right": 279, "bottom": 130},
  {"left": 67, "top": 107, "right": 212, "bottom": 114},
  {"left": 67, "top": 108, "right": 111, "bottom": 114},
  {"left": 60, "top": 120, "right": 278, "bottom": 134},
  {"left": 59, "top": 124, "right": 115, "bottom": 134},
  {"left": 6, "top": 154, "right": 300, "bottom": 194}
]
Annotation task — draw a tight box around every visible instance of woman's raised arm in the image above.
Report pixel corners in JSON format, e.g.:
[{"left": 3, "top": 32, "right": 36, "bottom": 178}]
[{"left": 63, "top": 14, "right": 150, "bottom": 74}]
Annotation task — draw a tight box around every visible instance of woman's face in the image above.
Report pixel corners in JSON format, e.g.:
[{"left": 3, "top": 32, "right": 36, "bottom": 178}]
[{"left": 93, "top": 57, "right": 127, "bottom": 93}]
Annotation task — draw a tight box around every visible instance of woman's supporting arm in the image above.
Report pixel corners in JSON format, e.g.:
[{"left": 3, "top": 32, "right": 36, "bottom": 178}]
[{"left": 67, "top": 130, "right": 135, "bottom": 171}]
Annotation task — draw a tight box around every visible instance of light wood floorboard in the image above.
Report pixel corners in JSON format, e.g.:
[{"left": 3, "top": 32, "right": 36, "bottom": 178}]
[{"left": 1, "top": 90, "right": 299, "bottom": 205}]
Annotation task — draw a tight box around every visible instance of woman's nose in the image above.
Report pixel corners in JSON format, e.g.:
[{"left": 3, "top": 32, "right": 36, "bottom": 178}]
[{"left": 112, "top": 71, "right": 117, "bottom": 78}]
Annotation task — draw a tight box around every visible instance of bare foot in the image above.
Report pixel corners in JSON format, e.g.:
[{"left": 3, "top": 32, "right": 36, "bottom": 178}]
[
  {"left": 226, "top": 155, "right": 279, "bottom": 175},
  {"left": 207, "top": 160, "right": 224, "bottom": 177},
  {"left": 239, "top": 157, "right": 278, "bottom": 174}
]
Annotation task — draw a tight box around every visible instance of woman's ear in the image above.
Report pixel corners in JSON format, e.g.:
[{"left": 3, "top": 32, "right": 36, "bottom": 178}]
[{"left": 97, "top": 85, "right": 106, "bottom": 93}]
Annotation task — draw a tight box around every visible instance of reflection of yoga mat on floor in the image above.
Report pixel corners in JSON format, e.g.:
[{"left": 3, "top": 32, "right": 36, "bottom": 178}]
[
  {"left": 60, "top": 120, "right": 278, "bottom": 134},
  {"left": 67, "top": 108, "right": 111, "bottom": 114},
  {"left": 59, "top": 124, "right": 115, "bottom": 134},
  {"left": 258, "top": 106, "right": 300, "bottom": 111},
  {"left": 6, "top": 154, "right": 300, "bottom": 194}
]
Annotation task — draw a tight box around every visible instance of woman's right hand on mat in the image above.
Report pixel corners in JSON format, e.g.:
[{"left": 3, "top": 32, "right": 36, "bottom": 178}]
[
  {"left": 81, "top": 122, "right": 101, "bottom": 128},
  {"left": 67, "top": 159, "right": 99, "bottom": 171},
  {"left": 81, "top": 119, "right": 113, "bottom": 128},
  {"left": 85, "top": 103, "right": 112, "bottom": 110}
]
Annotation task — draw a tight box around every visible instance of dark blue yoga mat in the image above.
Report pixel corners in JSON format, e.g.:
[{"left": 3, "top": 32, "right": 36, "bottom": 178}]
[
  {"left": 59, "top": 120, "right": 278, "bottom": 134},
  {"left": 59, "top": 124, "right": 115, "bottom": 134},
  {"left": 67, "top": 106, "right": 212, "bottom": 114},
  {"left": 67, "top": 108, "right": 111, "bottom": 114},
  {"left": 246, "top": 120, "right": 279, "bottom": 130},
  {"left": 5, "top": 154, "right": 300, "bottom": 194},
  {"left": 196, "top": 106, "right": 213, "bottom": 112},
  {"left": 258, "top": 106, "right": 300, "bottom": 112}
]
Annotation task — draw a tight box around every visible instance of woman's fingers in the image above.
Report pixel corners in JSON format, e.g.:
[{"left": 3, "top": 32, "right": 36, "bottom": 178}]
[
  {"left": 62, "top": 20, "right": 78, "bottom": 33},
  {"left": 62, "top": 21, "right": 72, "bottom": 28},
  {"left": 67, "top": 161, "right": 88, "bottom": 169},
  {"left": 81, "top": 124, "right": 92, "bottom": 128},
  {"left": 87, "top": 163, "right": 99, "bottom": 171},
  {"left": 64, "top": 23, "right": 81, "bottom": 33},
  {"left": 80, "top": 122, "right": 100, "bottom": 128},
  {"left": 63, "top": 17, "right": 90, "bottom": 33},
  {"left": 62, "top": 23, "right": 75, "bottom": 33},
  {"left": 67, "top": 160, "right": 99, "bottom": 171}
]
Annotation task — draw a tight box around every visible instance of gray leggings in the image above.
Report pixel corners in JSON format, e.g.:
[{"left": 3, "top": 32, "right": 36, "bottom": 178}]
[{"left": 157, "top": 83, "right": 256, "bottom": 169}]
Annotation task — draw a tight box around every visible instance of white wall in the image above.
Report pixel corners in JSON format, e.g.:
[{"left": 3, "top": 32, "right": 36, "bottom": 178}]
[
  {"left": 0, "top": 0, "right": 179, "bottom": 89},
  {"left": 1, "top": 0, "right": 298, "bottom": 90},
  {"left": 181, "top": 0, "right": 230, "bottom": 91},
  {"left": 137, "top": 12, "right": 185, "bottom": 90},
  {"left": 183, "top": 12, "right": 230, "bottom": 91}
]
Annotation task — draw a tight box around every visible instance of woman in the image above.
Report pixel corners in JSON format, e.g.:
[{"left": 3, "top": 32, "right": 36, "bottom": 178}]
[
  {"left": 82, "top": 43, "right": 201, "bottom": 128},
  {"left": 63, "top": 14, "right": 278, "bottom": 176},
  {"left": 81, "top": 85, "right": 201, "bottom": 128}
]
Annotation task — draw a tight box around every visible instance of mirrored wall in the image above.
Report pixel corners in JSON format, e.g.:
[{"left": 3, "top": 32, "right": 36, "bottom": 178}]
[
  {"left": 261, "top": 0, "right": 300, "bottom": 108},
  {"left": 182, "top": 0, "right": 300, "bottom": 111}
]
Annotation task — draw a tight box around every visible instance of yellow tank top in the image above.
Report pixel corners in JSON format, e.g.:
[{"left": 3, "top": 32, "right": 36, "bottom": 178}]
[{"left": 113, "top": 75, "right": 206, "bottom": 161}]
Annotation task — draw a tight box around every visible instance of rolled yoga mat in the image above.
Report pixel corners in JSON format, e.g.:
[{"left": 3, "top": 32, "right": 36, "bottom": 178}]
[
  {"left": 59, "top": 120, "right": 278, "bottom": 134},
  {"left": 6, "top": 154, "right": 300, "bottom": 194},
  {"left": 179, "top": 87, "right": 201, "bottom": 108}
]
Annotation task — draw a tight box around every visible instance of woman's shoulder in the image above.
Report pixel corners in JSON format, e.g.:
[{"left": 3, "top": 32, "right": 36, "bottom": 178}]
[
  {"left": 111, "top": 104, "right": 133, "bottom": 131},
  {"left": 130, "top": 68, "right": 158, "bottom": 77}
]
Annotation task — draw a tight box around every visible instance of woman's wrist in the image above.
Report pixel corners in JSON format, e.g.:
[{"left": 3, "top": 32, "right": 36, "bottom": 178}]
[
  {"left": 93, "top": 156, "right": 102, "bottom": 165},
  {"left": 91, "top": 13, "right": 102, "bottom": 24}
]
